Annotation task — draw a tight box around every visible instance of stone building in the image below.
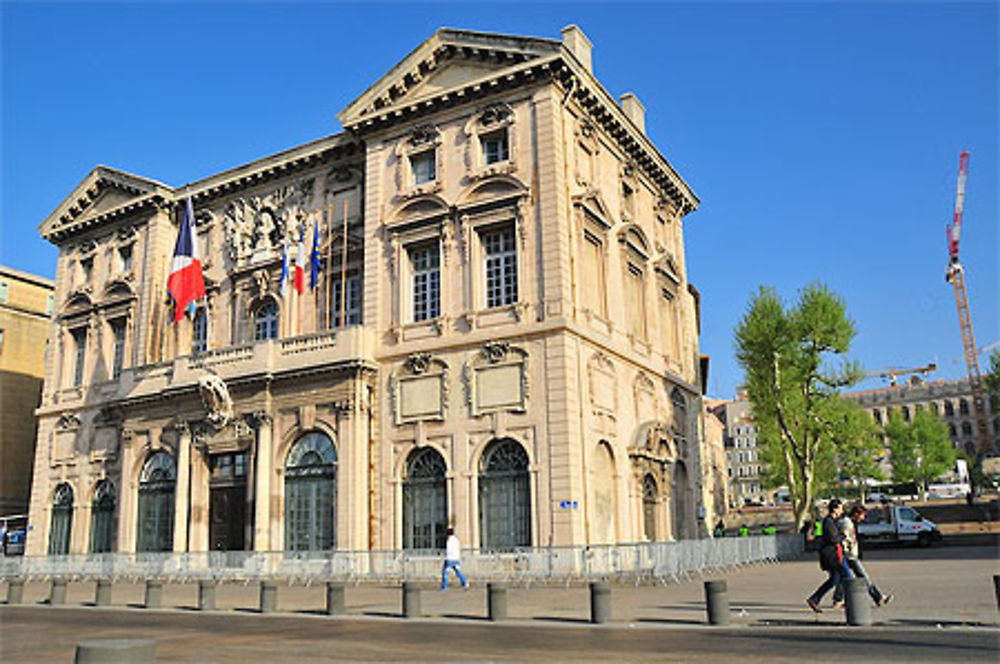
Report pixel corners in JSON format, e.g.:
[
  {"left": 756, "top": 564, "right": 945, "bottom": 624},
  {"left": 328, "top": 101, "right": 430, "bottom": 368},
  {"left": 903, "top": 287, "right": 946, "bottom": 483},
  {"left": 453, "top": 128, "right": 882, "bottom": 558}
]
[
  {"left": 843, "top": 376, "right": 1000, "bottom": 459},
  {"left": 0, "top": 266, "right": 55, "bottom": 516},
  {"left": 26, "top": 26, "right": 704, "bottom": 556},
  {"left": 701, "top": 399, "right": 729, "bottom": 526},
  {"left": 718, "top": 390, "right": 765, "bottom": 507}
]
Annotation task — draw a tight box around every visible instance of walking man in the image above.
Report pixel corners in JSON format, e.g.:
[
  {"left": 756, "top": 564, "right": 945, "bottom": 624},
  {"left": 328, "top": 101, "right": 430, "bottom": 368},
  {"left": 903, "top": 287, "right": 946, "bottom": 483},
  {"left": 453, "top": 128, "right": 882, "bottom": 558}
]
[
  {"left": 806, "top": 499, "right": 851, "bottom": 612},
  {"left": 441, "top": 527, "right": 469, "bottom": 590},
  {"left": 832, "top": 504, "right": 892, "bottom": 608}
]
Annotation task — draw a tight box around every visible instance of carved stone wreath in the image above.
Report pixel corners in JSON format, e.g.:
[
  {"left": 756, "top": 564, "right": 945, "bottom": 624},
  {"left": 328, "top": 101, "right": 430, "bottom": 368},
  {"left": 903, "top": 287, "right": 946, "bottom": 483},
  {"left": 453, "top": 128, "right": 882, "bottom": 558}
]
[{"left": 481, "top": 341, "right": 510, "bottom": 364}]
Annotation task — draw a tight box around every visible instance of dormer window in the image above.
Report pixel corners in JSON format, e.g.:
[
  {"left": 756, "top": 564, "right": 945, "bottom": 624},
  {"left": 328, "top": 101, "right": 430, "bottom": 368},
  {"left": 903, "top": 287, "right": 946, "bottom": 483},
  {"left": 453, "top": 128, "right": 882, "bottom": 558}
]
[
  {"left": 410, "top": 150, "right": 436, "bottom": 185},
  {"left": 481, "top": 129, "right": 509, "bottom": 165}
]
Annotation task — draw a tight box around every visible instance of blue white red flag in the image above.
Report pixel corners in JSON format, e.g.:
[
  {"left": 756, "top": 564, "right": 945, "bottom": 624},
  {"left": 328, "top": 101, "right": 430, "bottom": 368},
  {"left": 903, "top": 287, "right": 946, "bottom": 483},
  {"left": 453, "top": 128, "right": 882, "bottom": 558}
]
[
  {"left": 279, "top": 236, "right": 290, "bottom": 299},
  {"left": 293, "top": 230, "right": 305, "bottom": 295},
  {"left": 310, "top": 215, "right": 321, "bottom": 290},
  {"left": 166, "top": 198, "right": 206, "bottom": 322}
]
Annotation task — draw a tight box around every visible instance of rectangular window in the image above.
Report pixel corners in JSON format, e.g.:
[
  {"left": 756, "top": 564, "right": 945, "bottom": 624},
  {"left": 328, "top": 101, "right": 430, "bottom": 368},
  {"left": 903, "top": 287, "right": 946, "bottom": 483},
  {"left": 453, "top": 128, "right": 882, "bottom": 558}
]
[
  {"left": 410, "top": 151, "right": 436, "bottom": 185},
  {"left": 659, "top": 288, "right": 677, "bottom": 358},
  {"left": 192, "top": 309, "right": 208, "bottom": 354},
  {"left": 482, "top": 225, "right": 518, "bottom": 308},
  {"left": 626, "top": 263, "right": 646, "bottom": 341},
  {"left": 118, "top": 246, "right": 133, "bottom": 273},
  {"left": 581, "top": 231, "right": 606, "bottom": 317},
  {"left": 80, "top": 257, "right": 93, "bottom": 284},
  {"left": 46, "top": 294, "right": 54, "bottom": 316},
  {"left": 111, "top": 320, "right": 126, "bottom": 380},
  {"left": 410, "top": 244, "right": 440, "bottom": 322},
  {"left": 331, "top": 274, "right": 361, "bottom": 327},
  {"left": 0, "top": 281, "right": 8, "bottom": 303},
  {"left": 481, "top": 130, "right": 509, "bottom": 165},
  {"left": 622, "top": 182, "right": 635, "bottom": 218},
  {"left": 72, "top": 328, "right": 87, "bottom": 387}
]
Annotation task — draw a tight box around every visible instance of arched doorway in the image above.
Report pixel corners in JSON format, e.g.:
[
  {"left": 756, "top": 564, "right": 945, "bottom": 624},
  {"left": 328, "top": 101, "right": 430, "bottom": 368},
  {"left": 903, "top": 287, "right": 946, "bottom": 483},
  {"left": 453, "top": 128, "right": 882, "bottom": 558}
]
[
  {"left": 479, "top": 438, "right": 531, "bottom": 550},
  {"left": 402, "top": 448, "right": 448, "bottom": 550},
  {"left": 284, "top": 431, "right": 337, "bottom": 551},
  {"left": 90, "top": 480, "right": 115, "bottom": 553},
  {"left": 49, "top": 483, "right": 74, "bottom": 555},
  {"left": 642, "top": 474, "right": 658, "bottom": 541},
  {"left": 137, "top": 452, "right": 175, "bottom": 552}
]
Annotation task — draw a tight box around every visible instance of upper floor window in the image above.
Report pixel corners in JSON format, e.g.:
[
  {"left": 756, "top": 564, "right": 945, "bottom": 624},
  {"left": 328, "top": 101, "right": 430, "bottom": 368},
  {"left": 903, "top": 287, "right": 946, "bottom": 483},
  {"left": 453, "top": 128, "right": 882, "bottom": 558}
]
[
  {"left": 72, "top": 327, "right": 87, "bottom": 386},
  {"left": 625, "top": 263, "right": 647, "bottom": 341},
  {"left": 622, "top": 182, "right": 635, "bottom": 219},
  {"left": 46, "top": 294, "right": 54, "bottom": 316},
  {"left": 959, "top": 399, "right": 969, "bottom": 415},
  {"left": 254, "top": 301, "right": 279, "bottom": 341},
  {"left": 331, "top": 273, "right": 361, "bottom": 327},
  {"left": 962, "top": 421, "right": 972, "bottom": 437},
  {"left": 482, "top": 225, "right": 517, "bottom": 308},
  {"left": 118, "top": 245, "right": 133, "bottom": 273},
  {"left": 0, "top": 280, "right": 8, "bottom": 303},
  {"left": 902, "top": 406, "right": 910, "bottom": 422},
  {"left": 945, "top": 401, "right": 955, "bottom": 417},
  {"left": 80, "top": 257, "right": 93, "bottom": 284},
  {"left": 110, "top": 319, "right": 126, "bottom": 380},
  {"left": 580, "top": 231, "right": 606, "bottom": 317},
  {"left": 410, "top": 151, "right": 436, "bottom": 185},
  {"left": 481, "top": 129, "right": 509, "bottom": 165},
  {"left": 410, "top": 244, "right": 440, "bottom": 322},
  {"left": 192, "top": 308, "right": 208, "bottom": 354}
]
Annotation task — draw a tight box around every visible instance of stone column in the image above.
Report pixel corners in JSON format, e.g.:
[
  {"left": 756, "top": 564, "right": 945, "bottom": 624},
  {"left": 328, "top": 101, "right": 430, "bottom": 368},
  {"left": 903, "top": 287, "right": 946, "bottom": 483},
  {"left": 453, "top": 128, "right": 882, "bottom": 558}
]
[
  {"left": 117, "top": 429, "right": 139, "bottom": 553},
  {"left": 188, "top": 437, "right": 210, "bottom": 552},
  {"left": 251, "top": 412, "right": 274, "bottom": 552},
  {"left": 173, "top": 422, "right": 191, "bottom": 552}
]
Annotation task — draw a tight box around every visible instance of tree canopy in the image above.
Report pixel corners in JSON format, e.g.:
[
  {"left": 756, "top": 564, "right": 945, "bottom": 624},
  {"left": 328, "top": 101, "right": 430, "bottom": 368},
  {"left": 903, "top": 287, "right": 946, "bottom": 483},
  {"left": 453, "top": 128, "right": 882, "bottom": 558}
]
[{"left": 885, "top": 408, "right": 956, "bottom": 501}]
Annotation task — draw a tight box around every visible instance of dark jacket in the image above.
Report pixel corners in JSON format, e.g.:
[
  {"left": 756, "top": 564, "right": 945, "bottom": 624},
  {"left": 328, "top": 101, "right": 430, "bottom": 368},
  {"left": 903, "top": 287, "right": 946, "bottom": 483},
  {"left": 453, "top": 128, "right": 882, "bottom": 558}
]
[{"left": 817, "top": 513, "right": 845, "bottom": 571}]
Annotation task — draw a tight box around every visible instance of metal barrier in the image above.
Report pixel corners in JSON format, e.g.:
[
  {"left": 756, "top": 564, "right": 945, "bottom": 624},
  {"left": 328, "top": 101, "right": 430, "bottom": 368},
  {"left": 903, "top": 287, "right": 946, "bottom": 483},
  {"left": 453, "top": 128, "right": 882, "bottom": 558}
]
[{"left": 0, "top": 535, "right": 803, "bottom": 583}]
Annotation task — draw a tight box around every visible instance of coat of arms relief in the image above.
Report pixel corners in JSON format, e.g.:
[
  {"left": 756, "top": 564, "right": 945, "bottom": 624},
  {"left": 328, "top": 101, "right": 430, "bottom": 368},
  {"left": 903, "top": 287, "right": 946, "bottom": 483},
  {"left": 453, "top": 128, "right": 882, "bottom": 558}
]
[{"left": 223, "top": 179, "right": 315, "bottom": 266}]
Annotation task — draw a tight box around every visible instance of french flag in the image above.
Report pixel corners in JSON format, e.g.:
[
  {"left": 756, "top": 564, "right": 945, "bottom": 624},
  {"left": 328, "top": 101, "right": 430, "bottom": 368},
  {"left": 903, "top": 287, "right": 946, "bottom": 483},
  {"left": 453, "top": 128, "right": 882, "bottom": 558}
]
[
  {"left": 166, "top": 198, "right": 206, "bottom": 322},
  {"left": 293, "top": 230, "right": 305, "bottom": 295},
  {"left": 279, "top": 236, "right": 290, "bottom": 299}
]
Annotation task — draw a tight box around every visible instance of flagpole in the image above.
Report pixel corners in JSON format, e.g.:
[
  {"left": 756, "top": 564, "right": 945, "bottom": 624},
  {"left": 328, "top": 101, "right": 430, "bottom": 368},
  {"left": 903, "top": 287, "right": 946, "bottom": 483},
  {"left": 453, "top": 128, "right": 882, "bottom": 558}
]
[
  {"left": 340, "top": 198, "right": 349, "bottom": 329},
  {"left": 326, "top": 200, "right": 334, "bottom": 329}
]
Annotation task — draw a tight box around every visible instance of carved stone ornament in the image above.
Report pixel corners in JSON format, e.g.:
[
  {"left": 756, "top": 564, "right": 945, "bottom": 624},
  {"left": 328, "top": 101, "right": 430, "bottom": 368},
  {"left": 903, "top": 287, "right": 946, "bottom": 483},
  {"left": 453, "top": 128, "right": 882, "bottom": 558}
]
[
  {"left": 405, "top": 353, "right": 432, "bottom": 375},
  {"left": 479, "top": 102, "right": 513, "bottom": 127},
  {"left": 481, "top": 341, "right": 510, "bottom": 364},
  {"left": 116, "top": 225, "right": 139, "bottom": 241},
  {"left": 194, "top": 210, "right": 215, "bottom": 228},
  {"left": 223, "top": 179, "right": 315, "bottom": 265},
  {"left": 197, "top": 372, "right": 233, "bottom": 431},
  {"left": 252, "top": 269, "right": 271, "bottom": 300},
  {"left": 78, "top": 239, "right": 97, "bottom": 255},
  {"left": 408, "top": 124, "right": 439, "bottom": 146},
  {"left": 57, "top": 413, "right": 82, "bottom": 430}
]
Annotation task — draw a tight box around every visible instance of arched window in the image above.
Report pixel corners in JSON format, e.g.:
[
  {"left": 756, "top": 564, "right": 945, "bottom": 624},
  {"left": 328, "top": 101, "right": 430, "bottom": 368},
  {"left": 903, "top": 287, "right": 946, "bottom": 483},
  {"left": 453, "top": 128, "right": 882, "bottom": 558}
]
[
  {"left": 479, "top": 438, "right": 531, "bottom": 550},
  {"left": 137, "top": 452, "right": 175, "bottom": 552},
  {"left": 285, "top": 431, "right": 337, "bottom": 551},
  {"left": 945, "top": 401, "right": 955, "bottom": 417},
  {"left": 642, "top": 474, "right": 657, "bottom": 541},
  {"left": 254, "top": 300, "right": 279, "bottom": 341},
  {"left": 402, "top": 448, "right": 447, "bottom": 550},
  {"left": 192, "top": 308, "right": 208, "bottom": 354},
  {"left": 672, "top": 463, "right": 689, "bottom": 540},
  {"left": 49, "top": 483, "right": 74, "bottom": 555},
  {"left": 959, "top": 399, "right": 969, "bottom": 416},
  {"left": 90, "top": 480, "right": 115, "bottom": 553}
]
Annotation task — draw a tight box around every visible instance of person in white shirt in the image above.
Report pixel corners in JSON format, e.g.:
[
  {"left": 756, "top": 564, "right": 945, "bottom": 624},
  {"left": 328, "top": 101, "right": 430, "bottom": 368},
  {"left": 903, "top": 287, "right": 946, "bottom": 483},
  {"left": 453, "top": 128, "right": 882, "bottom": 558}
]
[
  {"left": 441, "top": 527, "right": 469, "bottom": 590},
  {"left": 832, "top": 504, "right": 892, "bottom": 608}
]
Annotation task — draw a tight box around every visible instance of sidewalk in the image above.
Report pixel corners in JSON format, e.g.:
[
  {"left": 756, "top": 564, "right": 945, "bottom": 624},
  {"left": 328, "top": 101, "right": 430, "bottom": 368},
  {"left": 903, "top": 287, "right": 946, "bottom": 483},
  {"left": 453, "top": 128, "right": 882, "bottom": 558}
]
[{"left": 7, "top": 544, "right": 998, "bottom": 627}]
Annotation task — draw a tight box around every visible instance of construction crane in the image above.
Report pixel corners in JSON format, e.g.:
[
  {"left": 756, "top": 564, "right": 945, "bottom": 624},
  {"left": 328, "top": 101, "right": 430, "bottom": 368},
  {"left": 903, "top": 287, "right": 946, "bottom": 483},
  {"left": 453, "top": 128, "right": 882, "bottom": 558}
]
[
  {"left": 945, "top": 150, "right": 989, "bottom": 453},
  {"left": 863, "top": 363, "right": 938, "bottom": 387}
]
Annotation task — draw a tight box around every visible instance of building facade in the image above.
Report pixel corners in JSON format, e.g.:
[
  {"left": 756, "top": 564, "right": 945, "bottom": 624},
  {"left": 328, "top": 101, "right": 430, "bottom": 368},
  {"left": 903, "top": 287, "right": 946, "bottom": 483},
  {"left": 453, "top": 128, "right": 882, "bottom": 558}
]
[
  {"left": 843, "top": 376, "right": 1000, "bottom": 459},
  {"left": 717, "top": 390, "right": 766, "bottom": 507},
  {"left": 26, "top": 27, "right": 705, "bottom": 556},
  {"left": 0, "top": 267, "right": 55, "bottom": 516}
]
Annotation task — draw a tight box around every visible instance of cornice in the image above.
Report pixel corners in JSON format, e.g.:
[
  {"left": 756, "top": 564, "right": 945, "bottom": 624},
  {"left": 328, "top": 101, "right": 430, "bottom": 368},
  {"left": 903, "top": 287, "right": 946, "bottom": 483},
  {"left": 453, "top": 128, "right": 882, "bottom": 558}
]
[{"left": 44, "top": 192, "right": 170, "bottom": 243}]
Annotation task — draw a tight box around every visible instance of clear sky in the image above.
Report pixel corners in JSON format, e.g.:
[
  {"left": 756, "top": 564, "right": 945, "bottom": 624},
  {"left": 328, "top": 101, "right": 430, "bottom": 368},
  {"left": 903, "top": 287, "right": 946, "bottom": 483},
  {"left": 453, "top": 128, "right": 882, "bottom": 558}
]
[{"left": 2, "top": 2, "right": 997, "bottom": 399}]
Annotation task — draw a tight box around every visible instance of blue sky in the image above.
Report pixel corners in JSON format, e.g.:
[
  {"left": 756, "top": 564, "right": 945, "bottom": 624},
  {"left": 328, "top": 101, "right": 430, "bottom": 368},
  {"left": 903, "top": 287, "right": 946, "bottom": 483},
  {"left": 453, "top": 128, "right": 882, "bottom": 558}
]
[{"left": 2, "top": 2, "right": 997, "bottom": 399}]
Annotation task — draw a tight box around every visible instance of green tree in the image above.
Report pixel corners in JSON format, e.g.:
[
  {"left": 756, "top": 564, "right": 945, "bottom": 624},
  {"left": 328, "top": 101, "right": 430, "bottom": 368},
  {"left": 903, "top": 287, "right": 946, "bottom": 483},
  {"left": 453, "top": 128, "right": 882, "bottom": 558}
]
[
  {"left": 833, "top": 401, "right": 886, "bottom": 502},
  {"left": 885, "top": 409, "right": 956, "bottom": 501},
  {"left": 984, "top": 349, "right": 1000, "bottom": 395},
  {"left": 734, "top": 283, "right": 861, "bottom": 530}
]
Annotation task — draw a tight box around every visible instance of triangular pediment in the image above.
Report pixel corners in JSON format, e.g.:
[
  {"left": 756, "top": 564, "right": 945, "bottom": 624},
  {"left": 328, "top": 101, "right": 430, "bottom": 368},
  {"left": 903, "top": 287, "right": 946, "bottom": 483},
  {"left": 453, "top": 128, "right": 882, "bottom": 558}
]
[
  {"left": 339, "top": 28, "right": 560, "bottom": 127},
  {"left": 39, "top": 166, "right": 171, "bottom": 241}
]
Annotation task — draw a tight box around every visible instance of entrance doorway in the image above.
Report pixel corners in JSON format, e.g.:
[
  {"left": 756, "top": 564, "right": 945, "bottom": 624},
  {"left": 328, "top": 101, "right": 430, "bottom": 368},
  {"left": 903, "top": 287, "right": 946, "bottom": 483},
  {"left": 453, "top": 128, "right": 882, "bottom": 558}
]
[{"left": 209, "top": 452, "right": 247, "bottom": 551}]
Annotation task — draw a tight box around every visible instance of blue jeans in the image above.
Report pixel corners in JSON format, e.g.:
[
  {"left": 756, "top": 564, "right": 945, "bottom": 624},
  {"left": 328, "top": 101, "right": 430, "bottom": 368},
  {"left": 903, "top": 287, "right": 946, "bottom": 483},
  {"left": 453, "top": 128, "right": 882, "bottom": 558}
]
[
  {"left": 441, "top": 560, "right": 467, "bottom": 589},
  {"left": 833, "top": 558, "right": 884, "bottom": 604},
  {"left": 809, "top": 559, "right": 853, "bottom": 604}
]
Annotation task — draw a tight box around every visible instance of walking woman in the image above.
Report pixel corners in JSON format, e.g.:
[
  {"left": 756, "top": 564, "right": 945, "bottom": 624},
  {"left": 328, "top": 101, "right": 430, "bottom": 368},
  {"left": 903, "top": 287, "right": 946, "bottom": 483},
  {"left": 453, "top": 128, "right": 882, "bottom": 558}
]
[{"left": 806, "top": 499, "right": 851, "bottom": 612}]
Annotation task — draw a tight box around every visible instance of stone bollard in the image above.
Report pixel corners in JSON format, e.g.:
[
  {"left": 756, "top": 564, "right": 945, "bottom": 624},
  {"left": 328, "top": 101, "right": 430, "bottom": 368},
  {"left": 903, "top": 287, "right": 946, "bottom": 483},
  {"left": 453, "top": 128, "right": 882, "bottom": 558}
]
[
  {"left": 993, "top": 574, "right": 999, "bottom": 611},
  {"left": 95, "top": 579, "right": 112, "bottom": 607},
  {"left": 487, "top": 582, "right": 508, "bottom": 621},
  {"left": 589, "top": 581, "right": 611, "bottom": 624},
  {"left": 704, "top": 579, "right": 730, "bottom": 626},
  {"left": 74, "top": 638, "right": 155, "bottom": 664},
  {"left": 259, "top": 581, "right": 277, "bottom": 614},
  {"left": 50, "top": 578, "right": 67, "bottom": 605},
  {"left": 198, "top": 580, "right": 216, "bottom": 611},
  {"left": 844, "top": 577, "right": 872, "bottom": 626},
  {"left": 144, "top": 580, "right": 162, "bottom": 609},
  {"left": 402, "top": 582, "right": 421, "bottom": 618},
  {"left": 7, "top": 578, "right": 24, "bottom": 604},
  {"left": 325, "top": 582, "right": 346, "bottom": 616}
]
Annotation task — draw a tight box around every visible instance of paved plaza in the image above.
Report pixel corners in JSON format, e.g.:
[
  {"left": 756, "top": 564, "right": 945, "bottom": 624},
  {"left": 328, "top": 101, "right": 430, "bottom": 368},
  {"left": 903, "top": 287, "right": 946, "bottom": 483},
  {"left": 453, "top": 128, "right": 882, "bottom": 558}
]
[{"left": 1, "top": 544, "right": 998, "bottom": 662}]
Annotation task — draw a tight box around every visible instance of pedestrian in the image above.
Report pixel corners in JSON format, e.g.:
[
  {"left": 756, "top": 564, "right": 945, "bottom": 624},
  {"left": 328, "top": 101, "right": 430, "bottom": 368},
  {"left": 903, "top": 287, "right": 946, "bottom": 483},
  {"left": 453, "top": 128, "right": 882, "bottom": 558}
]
[
  {"left": 713, "top": 520, "right": 725, "bottom": 538},
  {"left": 806, "top": 499, "right": 852, "bottom": 613},
  {"left": 832, "top": 504, "right": 892, "bottom": 608},
  {"left": 738, "top": 524, "right": 749, "bottom": 537},
  {"left": 440, "top": 527, "right": 469, "bottom": 590}
]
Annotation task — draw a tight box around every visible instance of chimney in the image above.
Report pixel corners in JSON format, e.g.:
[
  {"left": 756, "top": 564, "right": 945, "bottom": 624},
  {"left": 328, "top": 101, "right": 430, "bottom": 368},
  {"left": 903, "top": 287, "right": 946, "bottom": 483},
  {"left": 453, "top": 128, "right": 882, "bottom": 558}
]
[
  {"left": 561, "top": 24, "right": 593, "bottom": 73},
  {"left": 619, "top": 93, "right": 645, "bottom": 134}
]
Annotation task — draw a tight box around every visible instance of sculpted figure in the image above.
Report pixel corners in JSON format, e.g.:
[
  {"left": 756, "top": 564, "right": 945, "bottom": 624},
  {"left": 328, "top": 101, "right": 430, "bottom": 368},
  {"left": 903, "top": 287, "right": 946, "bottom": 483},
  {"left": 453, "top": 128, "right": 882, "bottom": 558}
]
[{"left": 197, "top": 372, "right": 233, "bottom": 430}]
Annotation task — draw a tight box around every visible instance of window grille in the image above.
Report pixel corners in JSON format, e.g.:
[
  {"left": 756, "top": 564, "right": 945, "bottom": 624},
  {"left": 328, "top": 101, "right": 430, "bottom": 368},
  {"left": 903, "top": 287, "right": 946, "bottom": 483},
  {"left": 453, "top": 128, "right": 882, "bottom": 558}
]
[
  {"left": 410, "top": 244, "right": 440, "bottom": 322},
  {"left": 402, "top": 448, "right": 448, "bottom": 550},
  {"left": 482, "top": 226, "right": 517, "bottom": 308}
]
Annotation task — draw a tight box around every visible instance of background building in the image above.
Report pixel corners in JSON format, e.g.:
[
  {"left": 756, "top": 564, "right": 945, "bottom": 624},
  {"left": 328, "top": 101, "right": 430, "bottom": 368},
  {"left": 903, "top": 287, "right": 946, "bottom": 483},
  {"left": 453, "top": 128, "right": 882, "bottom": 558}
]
[
  {"left": 718, "top": 389, "right": 766, "bottom": 507},
  {"left": 26, "top": 26, "right": 706, "bottom": 557},
  {"left": 701, "top": 399, "right": 729, "bottom": 526},
  {"left": 0, "top": 266, "right": 54, "bottom": 516}
]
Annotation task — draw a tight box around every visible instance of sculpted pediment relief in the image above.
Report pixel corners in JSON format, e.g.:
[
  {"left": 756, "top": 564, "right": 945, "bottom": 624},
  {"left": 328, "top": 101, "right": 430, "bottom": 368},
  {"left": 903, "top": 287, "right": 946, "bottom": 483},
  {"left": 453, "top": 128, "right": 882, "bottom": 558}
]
[{"left": 223, "top": 179, "right": 315, "bottom": 266}]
